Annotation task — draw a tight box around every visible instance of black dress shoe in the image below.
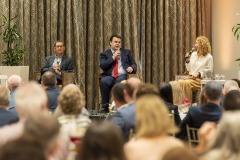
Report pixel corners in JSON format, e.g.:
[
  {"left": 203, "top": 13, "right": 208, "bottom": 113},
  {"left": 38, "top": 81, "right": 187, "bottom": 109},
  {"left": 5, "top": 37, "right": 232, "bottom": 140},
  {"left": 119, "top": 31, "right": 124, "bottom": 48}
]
[{"left": 99, "top": 106, "right": 109, "bottom": 113}]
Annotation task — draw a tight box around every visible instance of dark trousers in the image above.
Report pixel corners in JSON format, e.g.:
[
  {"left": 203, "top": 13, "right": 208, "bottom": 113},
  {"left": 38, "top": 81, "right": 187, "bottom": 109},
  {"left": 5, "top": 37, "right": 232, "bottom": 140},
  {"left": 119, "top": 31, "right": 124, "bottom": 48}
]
[{"left": 100, "top": 74, "right": 127, "bottom": 108}]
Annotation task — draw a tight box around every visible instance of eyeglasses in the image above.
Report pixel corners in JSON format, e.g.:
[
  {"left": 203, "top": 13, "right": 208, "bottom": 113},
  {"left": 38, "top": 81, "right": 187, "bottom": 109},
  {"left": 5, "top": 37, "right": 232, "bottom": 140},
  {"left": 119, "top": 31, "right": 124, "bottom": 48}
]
[{"left": 55, "top": 45, "right": 64, "bottom": 48}]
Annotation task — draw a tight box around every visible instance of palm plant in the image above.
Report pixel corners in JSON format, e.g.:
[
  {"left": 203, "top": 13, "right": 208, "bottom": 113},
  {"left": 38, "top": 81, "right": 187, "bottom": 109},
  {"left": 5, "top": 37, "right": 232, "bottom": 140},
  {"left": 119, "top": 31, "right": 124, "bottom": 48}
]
[
  {"left": 232, "top": 24, "right": 240, "bottom": 63},
  {"left": 0, "top": 15, "right": 25, "bottom": 66}
]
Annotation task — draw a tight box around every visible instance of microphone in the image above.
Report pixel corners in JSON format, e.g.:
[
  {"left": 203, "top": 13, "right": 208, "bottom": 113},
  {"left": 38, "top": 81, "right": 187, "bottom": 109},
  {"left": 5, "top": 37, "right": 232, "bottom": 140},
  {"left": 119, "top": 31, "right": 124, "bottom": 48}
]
[
  {"left": 57, "top": 61, "right": 60, "bottom": 65},
  {"left": 185, "top": 47, "right": 195, "bottom": 60},
  {"left": 115, "top": 48, "right": 121, "bottom": 60}
]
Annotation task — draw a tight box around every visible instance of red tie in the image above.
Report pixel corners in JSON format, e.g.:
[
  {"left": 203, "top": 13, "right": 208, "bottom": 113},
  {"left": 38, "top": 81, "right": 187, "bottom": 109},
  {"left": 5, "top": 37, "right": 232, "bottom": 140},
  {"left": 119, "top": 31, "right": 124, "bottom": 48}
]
[{"left": 113, "top": 58, "right": 118, "bottom": 78}]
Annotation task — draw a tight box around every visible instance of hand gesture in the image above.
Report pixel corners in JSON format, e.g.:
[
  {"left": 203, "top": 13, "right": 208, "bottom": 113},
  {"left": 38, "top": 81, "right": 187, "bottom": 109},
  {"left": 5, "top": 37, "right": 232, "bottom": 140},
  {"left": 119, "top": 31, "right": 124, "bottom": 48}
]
[
  {"left": 113, "top": 50, "right": 121, "bottom": 60},
  {"left": 126, "top": 67, "right": 133, "bottom": 73}
]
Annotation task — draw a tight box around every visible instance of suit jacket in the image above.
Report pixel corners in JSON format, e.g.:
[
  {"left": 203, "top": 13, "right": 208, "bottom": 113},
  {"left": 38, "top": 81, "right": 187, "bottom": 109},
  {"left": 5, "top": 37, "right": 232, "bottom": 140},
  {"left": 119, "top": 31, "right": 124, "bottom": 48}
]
[
  {"left": 0, "top": 109, "right": 19, "bottom": 127},
  {"left": 100, "top": 48, "right": 137, "bottom": 76},
  {"left": 46, "top": 86, "right": 60, "bottom": 111},
  {"left": 176, "top": 102, "right": 222, "bottom": 140},
  {"left": 41, "top": 54, "right": 74, "bottom": 81},
  {"left": 107, "top": 102, "right": 135, "bottom": 142}
]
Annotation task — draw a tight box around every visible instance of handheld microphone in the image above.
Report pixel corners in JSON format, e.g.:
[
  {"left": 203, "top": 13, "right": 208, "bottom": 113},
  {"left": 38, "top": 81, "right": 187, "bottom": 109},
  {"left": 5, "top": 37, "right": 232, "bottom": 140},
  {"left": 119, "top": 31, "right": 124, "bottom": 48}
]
[{"left": 57, "top": 61, "right": 60, "bottom": 65}]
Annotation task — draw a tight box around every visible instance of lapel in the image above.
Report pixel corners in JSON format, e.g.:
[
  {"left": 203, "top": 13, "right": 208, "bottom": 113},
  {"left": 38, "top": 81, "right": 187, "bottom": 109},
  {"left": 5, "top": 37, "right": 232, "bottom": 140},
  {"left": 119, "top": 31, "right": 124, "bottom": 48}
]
[{"left": 60, "top": 54, "right": 67, "bottom": 69}]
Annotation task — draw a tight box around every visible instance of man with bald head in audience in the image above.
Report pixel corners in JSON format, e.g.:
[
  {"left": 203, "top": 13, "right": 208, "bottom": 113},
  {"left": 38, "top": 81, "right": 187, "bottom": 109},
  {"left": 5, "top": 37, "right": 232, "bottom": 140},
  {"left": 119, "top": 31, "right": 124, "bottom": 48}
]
[
  {"left": 7, "top": 75, "right": 22, "bottom": 113},
  {"left": 0, "top": 82, "right": 69, "bottom": 160}
]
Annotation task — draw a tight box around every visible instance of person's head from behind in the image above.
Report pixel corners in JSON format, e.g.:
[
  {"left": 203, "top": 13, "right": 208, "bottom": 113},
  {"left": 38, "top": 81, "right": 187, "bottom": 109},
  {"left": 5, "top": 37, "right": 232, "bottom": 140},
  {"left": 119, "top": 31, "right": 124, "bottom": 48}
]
[
  {"left": 223, "top": 80, "right": 239, "bottom": 95},
  {"left": 0, "top": 86, "right": 9, "bottom": 109},
  {"left": 14, "top": 82, "right": 48, "bottom": 118},
  {"left": 223, "top": 90, "right": 240, "bottom": 111},
  {"left": 169, "top": 81, "right": 185, "bottom": 105},
  {"left": 162, "top": 147, "right": 198, "bottom": 160},
  {"left": 41, "top": 71, "right": 57, "bottom": 87},
  {"left": 203, "top": 81, "right": 222, "bottom": 102},
  {"left": 0, "top": 138, "right": 47, "bottom": 160},
  {"left": 7, "top": 75, "right": 22, "bottom": 91},
  {"left": 111, "top": 83, "right": 126, "bottom": 108},
  {"left": 135, "top": 83, "right": 159, "bottom": 100},
  {"left": 54, "top": 40, "right": 65, "bottom": 57},
  {"left": 204, "top": 111, "right": 240, "bottom": 159},
  {"left": 231, "top": 78, "right": 240, "bottom": 88},
  {"left": 136, "top": 95, "right": 178, "bottom": 139},
  {"left": 159, "top": 82, "right": 173, "bottom": 104},
  {"left": 77, "top": 121, "right": 126, "bottom": 160},
  {"left": 195, "top": 36, "right": 211, "bottom": 56},
  {"left": 23, "top": 111, "right": 60, "bottom": 156},
  {"left": 109, "top": 35, "right": 121, "bottom": 51},
  {"left": 58, "top": 84, "right": 85, "bottom": 115},
  {"left": 124, "top": 77, "right": 142, "bottom": 102}
]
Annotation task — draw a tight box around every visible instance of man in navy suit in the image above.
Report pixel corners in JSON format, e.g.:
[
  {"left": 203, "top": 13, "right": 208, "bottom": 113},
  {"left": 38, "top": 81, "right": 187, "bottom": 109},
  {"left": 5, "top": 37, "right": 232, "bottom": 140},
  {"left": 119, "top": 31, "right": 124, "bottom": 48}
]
[
  {"left": 41, "top": 41, "right": 74, "bottom": 85},
  {"left": 100, "top": 35, "right": 137, "bottom": 113},
  {"left": 177, "top": 81, "right": 223, "bottom": 140}
]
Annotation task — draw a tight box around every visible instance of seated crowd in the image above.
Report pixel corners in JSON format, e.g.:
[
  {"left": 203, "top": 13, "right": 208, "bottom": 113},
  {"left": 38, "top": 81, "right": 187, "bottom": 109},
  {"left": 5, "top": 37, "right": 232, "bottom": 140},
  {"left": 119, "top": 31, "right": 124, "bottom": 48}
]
[{"left": 1, "top": 71, "right": 240, "bottom": 160}]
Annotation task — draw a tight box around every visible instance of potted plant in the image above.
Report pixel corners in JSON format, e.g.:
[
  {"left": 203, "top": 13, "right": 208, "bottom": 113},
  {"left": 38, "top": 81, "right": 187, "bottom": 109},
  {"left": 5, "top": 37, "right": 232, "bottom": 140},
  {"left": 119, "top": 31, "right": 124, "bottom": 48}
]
[
  {"left": 0, "top": 15, "right": 24, "bottom": 65},
  {"left": 232, "top": 24, "right": 240, "bottom": 63},
  {"left": 0, "top": 15, "right": 29, "bottom": 83}
]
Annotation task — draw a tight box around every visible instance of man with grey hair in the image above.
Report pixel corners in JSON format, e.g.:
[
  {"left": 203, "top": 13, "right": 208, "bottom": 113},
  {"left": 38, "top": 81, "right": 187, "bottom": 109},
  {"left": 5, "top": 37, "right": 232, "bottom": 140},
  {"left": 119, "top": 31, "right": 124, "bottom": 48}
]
[
  {"left": 7, "top": 75, "right": 22, "bottom": 113},
  {"left": 177, "top": 81, "right": 223, "bottom": 140},
  {"left": 222, "top": 80, "right": 239, "bottom": 95},
  {"left": 0, "top": 82, "right": 69, "bottom": 160}
]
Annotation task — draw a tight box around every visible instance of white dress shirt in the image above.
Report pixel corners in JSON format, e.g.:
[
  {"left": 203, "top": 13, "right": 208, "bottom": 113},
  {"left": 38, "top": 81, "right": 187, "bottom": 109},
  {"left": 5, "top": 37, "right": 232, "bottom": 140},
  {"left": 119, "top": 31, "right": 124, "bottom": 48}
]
[{"left": 185, "top": 51, "right": 213, "bottom": 78}]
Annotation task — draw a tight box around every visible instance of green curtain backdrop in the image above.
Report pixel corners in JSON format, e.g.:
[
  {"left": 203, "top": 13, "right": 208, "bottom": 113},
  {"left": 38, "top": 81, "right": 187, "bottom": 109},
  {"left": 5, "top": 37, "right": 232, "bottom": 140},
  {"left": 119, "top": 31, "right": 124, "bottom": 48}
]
[{"left": 0, "top": 0, "right": 211, "bottom": 110}]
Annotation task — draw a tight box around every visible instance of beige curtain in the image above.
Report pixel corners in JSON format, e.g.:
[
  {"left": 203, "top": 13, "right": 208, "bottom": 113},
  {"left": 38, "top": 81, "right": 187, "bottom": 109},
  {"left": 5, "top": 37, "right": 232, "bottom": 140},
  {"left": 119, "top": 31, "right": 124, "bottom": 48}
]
[{"left": 0, "top": 0, "right": 210, "bottom": 110}]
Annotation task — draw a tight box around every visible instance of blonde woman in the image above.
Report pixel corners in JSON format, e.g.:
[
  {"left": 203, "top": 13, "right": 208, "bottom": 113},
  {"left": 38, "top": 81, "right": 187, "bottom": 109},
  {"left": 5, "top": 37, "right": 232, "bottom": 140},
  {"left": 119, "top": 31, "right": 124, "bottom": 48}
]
[
  {"left": 124, "top": 95, "right": 183, "bottom": 160},
  {"left": 178, "top": 36, "right": 213, "bottom": 102}
]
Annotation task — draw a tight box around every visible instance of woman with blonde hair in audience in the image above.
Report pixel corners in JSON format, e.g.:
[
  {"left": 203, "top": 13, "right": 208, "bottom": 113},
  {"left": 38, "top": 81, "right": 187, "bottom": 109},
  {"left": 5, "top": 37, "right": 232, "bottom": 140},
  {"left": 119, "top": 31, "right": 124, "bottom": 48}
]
[
  {"left": 200, "top": 111, "right": 240, "bottom": 160},
  {"left": 124, "top": 95, "right": 183, "bottom": 160}
]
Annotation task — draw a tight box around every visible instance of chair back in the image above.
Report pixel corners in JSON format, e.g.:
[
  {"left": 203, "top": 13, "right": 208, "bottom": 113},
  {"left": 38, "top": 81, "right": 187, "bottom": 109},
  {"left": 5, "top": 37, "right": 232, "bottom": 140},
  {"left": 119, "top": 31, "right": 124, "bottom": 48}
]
[
  {"left": 186, "top": 125, "right": 199, "bottom": 148},
  {"left": 169, "top": 110, "right": 175, "bottom": 136},
  {"left": 62, "top": 72, "right": 75, "bottom": 87}
]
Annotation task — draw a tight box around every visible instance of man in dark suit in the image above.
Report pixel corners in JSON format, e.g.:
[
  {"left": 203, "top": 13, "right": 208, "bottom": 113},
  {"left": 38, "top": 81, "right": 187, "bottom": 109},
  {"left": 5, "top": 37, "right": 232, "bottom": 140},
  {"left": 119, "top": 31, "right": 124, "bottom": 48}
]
[
  {"left": 41, "top": 71, "right": 60, "bottom": 112},
  {"left": 0, "top": 86, "right": 18, "bottom": 127},
  {"left": 177, "top": 81, "right": 223, "bottom": 140},
  {"left": 41, "top": 41, "right": 74, "bottom": 85},
  {"left": 100, "top": 35, "right": 137, "bottom": 113}
]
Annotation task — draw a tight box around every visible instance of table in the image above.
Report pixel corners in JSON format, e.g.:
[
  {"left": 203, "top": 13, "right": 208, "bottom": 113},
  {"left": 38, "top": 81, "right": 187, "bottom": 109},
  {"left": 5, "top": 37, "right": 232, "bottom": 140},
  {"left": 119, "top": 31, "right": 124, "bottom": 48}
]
[{"left": 200, "top": 79, "right": 226, "bottom": 89}]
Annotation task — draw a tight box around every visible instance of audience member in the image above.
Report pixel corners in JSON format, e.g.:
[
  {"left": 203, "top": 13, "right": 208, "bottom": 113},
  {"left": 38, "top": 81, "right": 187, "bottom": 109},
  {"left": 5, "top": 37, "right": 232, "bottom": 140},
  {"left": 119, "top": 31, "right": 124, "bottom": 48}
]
[
  {"left": 178, "top": 36, "right": 213, "bottom": 102},
  {"left": 57, "top": 84, "right": 91, "bottom": 141},
  {"left": 7, "top": 75, "right": 22, "bottom": 113},
  {"left": 169, "top": 81, "right": 187, "bottom": 105},
  {"left": 134, "top": 83, "right": 159, "bottom": 99},
  {"left": 222, "top": 80, "right": 239, "bottom": 95},
  {"left": 0, "top": 86, "right": 18, "bottom": 127},
  {"left": 77, "top": 121, "right": 126, "bottom": 160},
  {"left": 0, "top": 82, "right": 69, "bottom": 160},
  {"left": 162, "top": 147, "right": 199, "bottom": 160},
  {"left": 41, "top": 71, "right": 60, "bottom": 112},
  {"left": 222, "top": 90, "right": 240, "bottom": 111},
  {"left": 159, "top": 82, "right": 181, "bottom": 125},
  {"left": 107, "top": 83, "right": 128, "bottom": 141},
  {"left": 231, "top": 78, "right": 240, "bottom": 88},
  {"left": 200, "top": 111, "right": 240, "bottom": 160},
  {"left": 23, "top": 111, "right": 60, "bottom": 157},
  {"left": 0, "top": 138, "right": 47, "bottom": 160},
  {"left": 41, "top": 41, "right": 74, "bottom": 85},
  {"left": 99, "top": 35, "right": 137, "bottom": 113},
  {"left": 177, "top": 81, "right": 222, "bottom": 140},
  {"left": 125, "top": 95, "right": 183, "bottom": 160},
  {"left": 107, "top": 77, "right": 141, "bottom": 141}
]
